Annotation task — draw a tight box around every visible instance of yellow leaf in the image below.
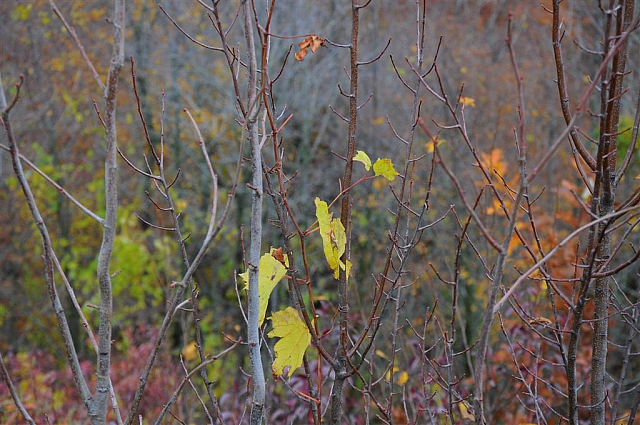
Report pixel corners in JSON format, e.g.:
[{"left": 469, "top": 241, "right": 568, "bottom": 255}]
[
  {"left": 371, "top": 116, "right": 385, "bottom": 126},
  {"left": 425, "top": 137, "right": 445, "bottom": 153},
  {"left": 375, "top": 349, "right": 387, "bottom": 359},
  {"left": 397, "top": 371, "right": 409, "bottom": 385},
  {"left": 373, "top": 158, "right": 400, "bottom": 181},
  {"left": 240, "top": 248, "right": 289, "bottom": 326},
  {"left": 49, "top": 57, "right": 65, "bottom": 72},
  {"left": 353, "top": 150, "right": 372, "bottom": 171},
  {"left": 181, "top": 342, "right": 198, "bottom": 361},
  {"left": 268, "top": 307, "right": 311, "bottom": 378},
  {"left": 541, "top": 280, "right": 548, "bottom": 291},
  {"left": 460, "top": 96, "right": 476, "bottom": 107},
  {"left": 315, "top": 198, "right": 349, "bottom": 279},
  {"left": 238, "top": 270, "right": 249, "bottom": 287},
  {"left": 459, "top": 402, "right": 475, "bottom": 420}
]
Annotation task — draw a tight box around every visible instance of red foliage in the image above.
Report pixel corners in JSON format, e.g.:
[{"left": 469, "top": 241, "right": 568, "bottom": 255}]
[{"left": 1, "top": 326, "right": 181, "bottom": 424}]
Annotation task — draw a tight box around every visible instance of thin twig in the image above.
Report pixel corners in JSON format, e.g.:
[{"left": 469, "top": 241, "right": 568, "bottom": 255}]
[{"left": 48, "top": 0, "right": 106, "bottom": 93}]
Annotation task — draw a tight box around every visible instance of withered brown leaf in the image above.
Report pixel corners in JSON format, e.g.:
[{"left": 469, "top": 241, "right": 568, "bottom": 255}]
[
  {"left": 295, "top": 35, "right": 324, "bottom": 61},
  {"left": 271, "top": 247, "right": 286, "bottom": 266}
]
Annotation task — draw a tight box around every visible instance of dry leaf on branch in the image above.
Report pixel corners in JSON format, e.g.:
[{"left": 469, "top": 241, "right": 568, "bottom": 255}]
[{"left": 295, "top": 35, "right": 325, "bottom": 61}]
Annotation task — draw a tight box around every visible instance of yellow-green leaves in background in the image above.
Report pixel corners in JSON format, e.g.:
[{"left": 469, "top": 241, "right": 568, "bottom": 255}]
[
  {"left": 267, "top": 307, "right": 311, "bottom": 378},
  {"left": 12, "top": 4, "right": 32, "bottom": 21}
]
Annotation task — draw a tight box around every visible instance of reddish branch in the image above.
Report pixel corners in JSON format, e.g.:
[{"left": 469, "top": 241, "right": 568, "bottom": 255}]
[{"left": 551, "top": 0, "right": 596, "bottom": 171}]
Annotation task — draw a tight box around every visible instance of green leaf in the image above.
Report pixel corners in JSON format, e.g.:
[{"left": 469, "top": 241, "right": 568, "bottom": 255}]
[
  {"left": 353, "top": 150, "right": 372, "bottom": 171},
  {"left": 315, "top": 198, "right": 350, "bottom": 279},
  {"left": 267, "top": 307, "right": 311, "bottom": 378},
  {"left": 239, "top": 248, "right": 288, "bottom": 326},
  {"left": 373, "top": 158, "right": 400, "bottom": 181}
]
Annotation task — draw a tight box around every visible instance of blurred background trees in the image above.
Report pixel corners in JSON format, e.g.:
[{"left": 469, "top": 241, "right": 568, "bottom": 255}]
[{"left": 1, "top": 0, "right": 639, "bottom": 423}]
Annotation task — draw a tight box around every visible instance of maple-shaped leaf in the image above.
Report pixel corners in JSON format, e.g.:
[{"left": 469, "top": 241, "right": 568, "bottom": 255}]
[
  {"left": 239, "top": 247, "right": 289, "bottom": 326},
  {"left": 267, "top": 307, "right": 311, "bottom": 378},
  {"left": 353, "top": 150, "right": 372, "bottom": 171},
  {"left": 315, "top": 198, "right": 350, "bottom": 279},
  {"left": 295, "top": 35, "right": 324, "bottom": 61},
  {"left": 373, "top": 158, "right": 400, "bottom": 181}
]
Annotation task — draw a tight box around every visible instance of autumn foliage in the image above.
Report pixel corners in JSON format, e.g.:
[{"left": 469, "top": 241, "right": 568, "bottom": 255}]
[{"left": 1, "top": 1, "right": 639, "bottom": 424}]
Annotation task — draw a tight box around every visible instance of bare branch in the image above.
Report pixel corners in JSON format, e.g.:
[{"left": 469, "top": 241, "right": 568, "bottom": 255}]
[
  {"left": 2, "top": 74, "right": 94, "bottom": 419},
  {"left": 159, "top": 4, "right": 223, "bottom": 52},
  {"left": 0, "top": 143, "right": 104, "bottom": 224},
  {"left": 48, "top": 0, "right": 106, "bottom": 93},
  {"left": 153, "top": 340, "right": 241, "bottom": 425},
  {"left": 493, "top": 205, "right": 640, "bottom": 314}
]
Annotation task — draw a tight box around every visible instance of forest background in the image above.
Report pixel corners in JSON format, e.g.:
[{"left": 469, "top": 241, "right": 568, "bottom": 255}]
[{"left": 1, "top": 0, "right": 639, "bottom": 424}]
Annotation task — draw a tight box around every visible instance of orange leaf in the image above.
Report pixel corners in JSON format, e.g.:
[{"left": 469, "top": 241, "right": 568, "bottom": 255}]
[
  {"left": 271, "top": 247, "right": 286, "bottom": 266},
  {"left": 309, "top": 35, "right": 324, "bottom": 52},
  {"left": 295, "top": 49, "right": 308, "bottom": 61},
  {"left": 529, "top": 317, "right": 553, "bottom": 326},
  {"left": 298, "top": 38, "right": 311, "bottom": 49},
  {"left": 295, "top": 35, "right": 324, "bottom": 61}
]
